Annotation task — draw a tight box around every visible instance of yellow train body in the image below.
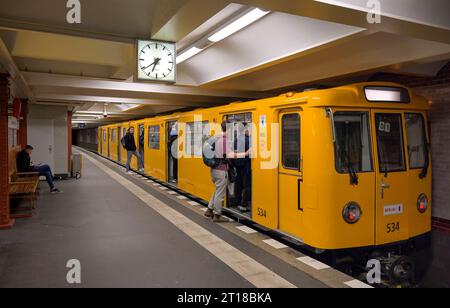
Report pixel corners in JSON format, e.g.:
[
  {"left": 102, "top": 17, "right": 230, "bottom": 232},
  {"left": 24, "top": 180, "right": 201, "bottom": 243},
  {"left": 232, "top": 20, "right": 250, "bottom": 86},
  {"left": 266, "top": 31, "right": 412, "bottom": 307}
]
[{"left": 98, "top": 82, "right": 432, "bottom": 251}]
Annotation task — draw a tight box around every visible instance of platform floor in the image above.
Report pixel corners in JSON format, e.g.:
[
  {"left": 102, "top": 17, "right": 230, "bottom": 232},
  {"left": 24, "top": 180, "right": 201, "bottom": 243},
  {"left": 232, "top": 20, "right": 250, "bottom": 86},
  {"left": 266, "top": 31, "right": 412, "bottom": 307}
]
[{"left": 0, "top": 148, "right": 356, "bottom": 288}]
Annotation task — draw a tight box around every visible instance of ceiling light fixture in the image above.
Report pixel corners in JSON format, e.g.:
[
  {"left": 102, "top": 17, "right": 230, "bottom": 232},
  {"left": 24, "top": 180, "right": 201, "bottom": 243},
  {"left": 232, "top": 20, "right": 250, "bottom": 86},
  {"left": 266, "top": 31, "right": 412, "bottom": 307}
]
[
  {"left": 208, "top": 8, "right": 270, "bottom": 43},
  {"left": 116, "top": 103, "right": 140, "bottom": 112},
  {"left": 176, "top": 7, "right": 270, "bottom": 64},
  {"left": 177, "top": 47, "right": 203, "bottom": 64}
]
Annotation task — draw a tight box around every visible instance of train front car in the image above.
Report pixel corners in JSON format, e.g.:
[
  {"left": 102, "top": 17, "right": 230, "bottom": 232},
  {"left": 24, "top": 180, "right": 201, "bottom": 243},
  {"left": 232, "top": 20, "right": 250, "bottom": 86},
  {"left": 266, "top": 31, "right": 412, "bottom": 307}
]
[{"left": 305, "top": 83, "right": 432, "bottom": 287}]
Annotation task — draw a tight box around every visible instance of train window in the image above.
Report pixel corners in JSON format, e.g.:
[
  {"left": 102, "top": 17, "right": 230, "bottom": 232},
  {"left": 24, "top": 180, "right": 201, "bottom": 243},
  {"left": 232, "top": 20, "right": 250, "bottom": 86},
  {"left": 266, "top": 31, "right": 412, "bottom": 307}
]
[
  {"left": 375, "top": 114, "right": 406, "bottom": 173},
  {"left": 405, "top": 113, "right": 427, "bottom": 169},
  {"left": 148, "top": 126, "right": 160, "bottom": 150},
  {"left": 186, "top": 121, "right": 210, "bottom": 157},
  {"left": 224, "top": 113, "right": 253, "bottom": 152},
  {"left": 334, "top": 112, "right": 373, "bottom": 173},
  {"left": 111, "top": 129, "right": 116, "bottom": 142},
  {"left": 282, "top": 113, "right": 300, "bottom": 170},
  {"left": 103, "top": 130, "right": 107, "bottom": 141}
]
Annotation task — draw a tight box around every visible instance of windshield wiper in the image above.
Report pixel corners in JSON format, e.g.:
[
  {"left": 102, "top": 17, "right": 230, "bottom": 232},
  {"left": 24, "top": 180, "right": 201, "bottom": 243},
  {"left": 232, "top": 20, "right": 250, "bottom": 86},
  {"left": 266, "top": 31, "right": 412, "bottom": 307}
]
[
  {"left": 419, "top": 142, "right": 430, "bottom": 179},
  {"left": 344, "top": 123, "right": 359, "bottom": 186}
]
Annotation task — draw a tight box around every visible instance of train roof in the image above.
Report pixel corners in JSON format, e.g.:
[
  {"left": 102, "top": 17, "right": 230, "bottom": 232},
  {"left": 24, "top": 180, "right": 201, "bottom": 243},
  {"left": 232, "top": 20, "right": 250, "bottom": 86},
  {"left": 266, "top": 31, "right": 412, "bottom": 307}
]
[{"left": 99, "top": 82, "right": 430, "bottom": 128}]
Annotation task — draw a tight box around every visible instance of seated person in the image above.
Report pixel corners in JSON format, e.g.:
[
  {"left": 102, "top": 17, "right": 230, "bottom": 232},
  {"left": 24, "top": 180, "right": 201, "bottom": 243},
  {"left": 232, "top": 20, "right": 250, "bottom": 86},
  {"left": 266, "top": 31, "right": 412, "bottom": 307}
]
[{"left": 16, "top": 145, "right": 62, "bottom": 194}]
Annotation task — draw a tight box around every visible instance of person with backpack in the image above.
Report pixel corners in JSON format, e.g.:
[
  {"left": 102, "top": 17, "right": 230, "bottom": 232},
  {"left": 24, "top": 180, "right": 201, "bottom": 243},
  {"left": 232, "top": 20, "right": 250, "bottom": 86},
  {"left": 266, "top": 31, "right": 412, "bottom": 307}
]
[
  {"left": 203, "top": 121, "right": 250, "bottom": 223},
  {"left": 122, "top": 127, "right": 144, "bottom": 174}
]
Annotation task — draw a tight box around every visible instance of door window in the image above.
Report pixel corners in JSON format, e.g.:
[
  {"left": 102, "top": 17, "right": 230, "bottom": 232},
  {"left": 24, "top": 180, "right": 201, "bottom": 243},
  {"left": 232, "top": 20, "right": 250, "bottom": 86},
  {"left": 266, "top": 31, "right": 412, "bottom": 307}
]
[
  {"left": 375, "top": 114, "right": 406, "bottom": 173},
  {"left": 281, "top": 114, "right": 300, "bottom": 170}
]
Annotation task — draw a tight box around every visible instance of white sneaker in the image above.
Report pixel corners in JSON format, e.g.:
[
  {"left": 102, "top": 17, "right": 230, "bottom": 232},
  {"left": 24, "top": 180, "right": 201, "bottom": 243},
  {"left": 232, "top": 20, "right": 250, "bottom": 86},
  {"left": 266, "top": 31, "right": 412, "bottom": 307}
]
[
  {"left": 139, "top": 169, "right": 145, "bottom": 173},
  {"left": 126, "top": 171, "right": 134, "bottom": 174}
]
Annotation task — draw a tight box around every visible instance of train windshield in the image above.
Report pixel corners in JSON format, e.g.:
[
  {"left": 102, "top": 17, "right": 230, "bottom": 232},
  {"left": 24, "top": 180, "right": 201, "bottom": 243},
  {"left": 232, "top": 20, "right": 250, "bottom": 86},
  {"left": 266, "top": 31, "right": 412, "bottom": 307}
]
[
  {"left": 405, "top": 113, "right": 427, "bottom": 168},
  {"left": 405, "top": 113, "right": 429, "bottom": 177},
  {"left": 334, "top": 112, "right": 373, "bottom": 174}
]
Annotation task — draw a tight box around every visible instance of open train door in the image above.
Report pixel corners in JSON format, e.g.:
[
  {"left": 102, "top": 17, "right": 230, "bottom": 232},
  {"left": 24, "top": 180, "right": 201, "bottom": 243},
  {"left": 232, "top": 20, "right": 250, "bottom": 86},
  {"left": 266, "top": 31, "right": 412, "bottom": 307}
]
[
  {"left": 107, "top": 128, "right": 110, "bottom": 158},
  {"left": 278, "top": 110, "right": 304, "bottom": 237},
  {"left": 118, "top": 126, "right": 122, "bottom": 162},
  {"left": 167, "top": 121, "right": 178, "bottom": 184},
  {"left": 371, "top": 110, "right": 410, "bottom": 246}
]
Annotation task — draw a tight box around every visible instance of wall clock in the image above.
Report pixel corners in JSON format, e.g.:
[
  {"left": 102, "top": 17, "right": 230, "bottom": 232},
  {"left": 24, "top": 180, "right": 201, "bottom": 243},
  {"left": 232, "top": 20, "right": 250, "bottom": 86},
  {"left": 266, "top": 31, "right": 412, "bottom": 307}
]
[{"left": 136, "top": 39, "right": 176, "bottom": 83}]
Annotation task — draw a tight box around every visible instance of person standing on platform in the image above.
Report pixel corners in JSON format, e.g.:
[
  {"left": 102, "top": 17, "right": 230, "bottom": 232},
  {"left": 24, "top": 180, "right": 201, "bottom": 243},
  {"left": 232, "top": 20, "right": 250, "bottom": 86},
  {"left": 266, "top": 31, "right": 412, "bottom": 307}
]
[{"left": 122, "top": 127, "right": 144, "bottom": 174}]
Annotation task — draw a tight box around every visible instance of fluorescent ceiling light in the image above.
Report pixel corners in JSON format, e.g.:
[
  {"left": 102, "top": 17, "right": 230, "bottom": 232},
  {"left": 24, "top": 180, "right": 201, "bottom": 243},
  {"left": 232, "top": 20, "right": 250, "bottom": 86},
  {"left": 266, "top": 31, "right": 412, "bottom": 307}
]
[
  {"left": 208, "top": 8, "right": 270, "bottom": 43},
  {"left": 116, "top": 103, "right": 140, "bottom": 112},
  {"left": 74, "top": 114, "right": 101, "bottom": 118},
  {"left": 177, "top": 47, "right": 203, "bottom": 64}
]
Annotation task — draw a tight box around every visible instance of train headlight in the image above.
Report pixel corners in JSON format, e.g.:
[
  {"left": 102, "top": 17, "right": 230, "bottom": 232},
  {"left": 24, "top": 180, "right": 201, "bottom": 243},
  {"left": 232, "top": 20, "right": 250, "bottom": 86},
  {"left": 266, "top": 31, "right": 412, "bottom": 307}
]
[
  {"left": 342, "top": 202, "right": 362, "bottom": 224},
  {"left": 417, "top": 194, "right": 429, "bottom": 213}
]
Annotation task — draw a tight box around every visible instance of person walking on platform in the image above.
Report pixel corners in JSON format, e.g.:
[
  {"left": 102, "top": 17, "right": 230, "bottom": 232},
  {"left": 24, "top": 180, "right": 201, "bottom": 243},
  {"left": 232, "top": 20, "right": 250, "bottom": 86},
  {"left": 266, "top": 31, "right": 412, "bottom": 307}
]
[
  {"left": 122, "top": 127, "right": 144, "bottom": 173},
  {"left": 16, "top": 145, "right": 62, "bottom": 194}
]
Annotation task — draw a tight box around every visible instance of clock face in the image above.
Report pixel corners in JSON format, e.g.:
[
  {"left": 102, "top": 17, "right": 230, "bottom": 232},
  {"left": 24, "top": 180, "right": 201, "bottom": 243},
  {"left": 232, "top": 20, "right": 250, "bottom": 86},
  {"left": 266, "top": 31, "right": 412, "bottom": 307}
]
[{"left": 137, "top": 40, "right": 176, "bottom": 82}]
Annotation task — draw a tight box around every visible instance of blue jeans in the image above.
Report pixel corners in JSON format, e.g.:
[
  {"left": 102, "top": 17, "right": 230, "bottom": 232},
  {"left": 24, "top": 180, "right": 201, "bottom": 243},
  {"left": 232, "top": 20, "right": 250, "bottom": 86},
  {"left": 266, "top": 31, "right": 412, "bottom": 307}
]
[
  {"left": 126, "top": 151, "right": 143, "bottom": 172},
  {"left": 33, "top": 164, "right": 54, "bottom": 189}
]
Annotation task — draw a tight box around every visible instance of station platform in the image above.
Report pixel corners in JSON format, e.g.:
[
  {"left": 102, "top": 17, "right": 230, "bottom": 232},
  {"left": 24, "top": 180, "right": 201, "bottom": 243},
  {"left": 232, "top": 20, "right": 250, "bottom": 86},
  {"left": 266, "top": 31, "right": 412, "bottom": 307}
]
[{"left": 0, "top": 147, "right": 367, "bottom": 288}]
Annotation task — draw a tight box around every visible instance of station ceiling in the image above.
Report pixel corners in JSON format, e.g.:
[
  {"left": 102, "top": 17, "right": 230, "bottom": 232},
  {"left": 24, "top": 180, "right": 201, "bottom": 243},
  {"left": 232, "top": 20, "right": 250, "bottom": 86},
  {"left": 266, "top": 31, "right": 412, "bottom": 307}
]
[{"left": 0, "top": 0, "right": 449, "bottom": 125}]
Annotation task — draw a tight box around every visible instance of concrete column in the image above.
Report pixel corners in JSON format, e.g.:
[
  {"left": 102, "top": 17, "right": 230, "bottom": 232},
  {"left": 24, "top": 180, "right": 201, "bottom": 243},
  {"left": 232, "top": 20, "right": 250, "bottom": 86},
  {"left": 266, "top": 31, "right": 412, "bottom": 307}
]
[
  {"left": 19, "top": 99, "right": 28, "bottom": 147},
  {"left": 0, "top": 74, "right": 14, "bottom": 229}
]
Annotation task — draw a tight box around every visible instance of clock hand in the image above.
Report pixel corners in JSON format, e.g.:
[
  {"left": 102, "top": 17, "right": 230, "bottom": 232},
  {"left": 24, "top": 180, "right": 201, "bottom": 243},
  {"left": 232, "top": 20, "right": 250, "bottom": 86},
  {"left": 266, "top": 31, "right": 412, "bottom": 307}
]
[
  {"left": 151, "top": 58, "right": 162, "bottom": 72},
  {"left": 143, "top": 60, "right": 157, "bottom": 70}
]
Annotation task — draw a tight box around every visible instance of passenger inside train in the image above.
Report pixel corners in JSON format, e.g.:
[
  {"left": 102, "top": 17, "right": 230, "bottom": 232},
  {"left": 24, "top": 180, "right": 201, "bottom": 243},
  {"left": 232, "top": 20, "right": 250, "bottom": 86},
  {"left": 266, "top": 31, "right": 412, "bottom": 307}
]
[
  {"left": 225, "top": 114, "right": 253, "bottom": 217},
  {"left": 168, "top": 121, "right": 179, "bottom": 184}
]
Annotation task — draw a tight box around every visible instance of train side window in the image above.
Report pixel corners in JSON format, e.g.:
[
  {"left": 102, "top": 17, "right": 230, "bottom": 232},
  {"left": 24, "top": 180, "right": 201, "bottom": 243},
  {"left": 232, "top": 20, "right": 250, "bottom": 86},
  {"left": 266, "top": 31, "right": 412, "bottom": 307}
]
[
  {"left": 282, "top": 113, "right": 300, "bottom": 170},
  {"left": 111, "top": 129, "right": 116, "bottom": 142},
  {"left": 405, "top": 113, "right": 427, "bottom": 169},
  {"left": 148, "top": 125, "right": 160, "bottom": 150},
  {"left": 103, "top": 130, "right": 107, "bottom": 141},
  {"left": 186, "top": 121, "right": 210, "bottom": 157},
  {"left": 334, "top": 112, "right": 373, "bottom": 173},
  {"left": 375, "top": 114, "right": 406, "bottom": 173},
  {"left": 224, "top": 113, "right": 253, "bottom": 152}
]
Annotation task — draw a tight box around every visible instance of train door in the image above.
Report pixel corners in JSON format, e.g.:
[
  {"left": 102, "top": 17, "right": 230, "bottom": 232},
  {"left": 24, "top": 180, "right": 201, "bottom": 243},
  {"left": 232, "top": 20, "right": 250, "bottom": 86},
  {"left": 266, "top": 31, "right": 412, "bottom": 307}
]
[
  {"left": 139, "top": 124, "right": 145, "bottom": 166},
  {"left": 278, "top": 111, "right": 303, "bottom": 237},
  {"left": 372, "top": 111, "right": 409, "bottom": 245},
  {"left": 167, "top": 121, "right": 178, "bottom": 184},
  {"left": 118, "top": 126, "right": 122, "bottom": 162},
  {"left": 99, "top": 129, "right": 103, "bottom": 154},
  {"left": 107, "top": 128, "right": 110, "bottom": 157},
  {"left": 121, "top": 127, "right": 127, "bottom": 165},
  {"left": 224, "top": 113, "right": 253, "bottom": 217}
]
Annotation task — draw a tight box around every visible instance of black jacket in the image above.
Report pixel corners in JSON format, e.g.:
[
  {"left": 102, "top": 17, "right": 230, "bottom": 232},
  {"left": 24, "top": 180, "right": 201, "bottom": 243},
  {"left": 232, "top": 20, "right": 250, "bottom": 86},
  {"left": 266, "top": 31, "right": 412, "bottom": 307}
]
[
  {"left": 123, "top": 133, "right": 137, "bottom": 151},
  {"left": 17, "top": 150, "right": 33, "bottom": 172}
]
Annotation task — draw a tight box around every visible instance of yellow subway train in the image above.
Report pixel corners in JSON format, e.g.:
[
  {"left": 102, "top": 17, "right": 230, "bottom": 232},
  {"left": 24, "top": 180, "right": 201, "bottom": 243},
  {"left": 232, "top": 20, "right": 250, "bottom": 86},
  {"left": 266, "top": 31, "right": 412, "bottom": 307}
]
[{"left": 98, "top": 82, "right": 432, "bottom": 285}]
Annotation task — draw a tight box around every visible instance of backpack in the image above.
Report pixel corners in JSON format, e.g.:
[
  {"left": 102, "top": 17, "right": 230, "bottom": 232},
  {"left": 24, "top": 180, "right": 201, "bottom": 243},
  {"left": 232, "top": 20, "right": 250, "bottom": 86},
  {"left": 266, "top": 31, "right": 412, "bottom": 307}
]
[{"left": 202, "top": 137, "right": 221, "bottom": 168}]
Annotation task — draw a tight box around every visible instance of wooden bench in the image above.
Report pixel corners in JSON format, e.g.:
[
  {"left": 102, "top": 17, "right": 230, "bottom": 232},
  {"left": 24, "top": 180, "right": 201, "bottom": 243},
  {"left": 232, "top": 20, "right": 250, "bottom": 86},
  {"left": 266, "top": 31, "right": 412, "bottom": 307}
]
[{"left": 8, "top": 146, "right": 40, "bottom": 218}]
